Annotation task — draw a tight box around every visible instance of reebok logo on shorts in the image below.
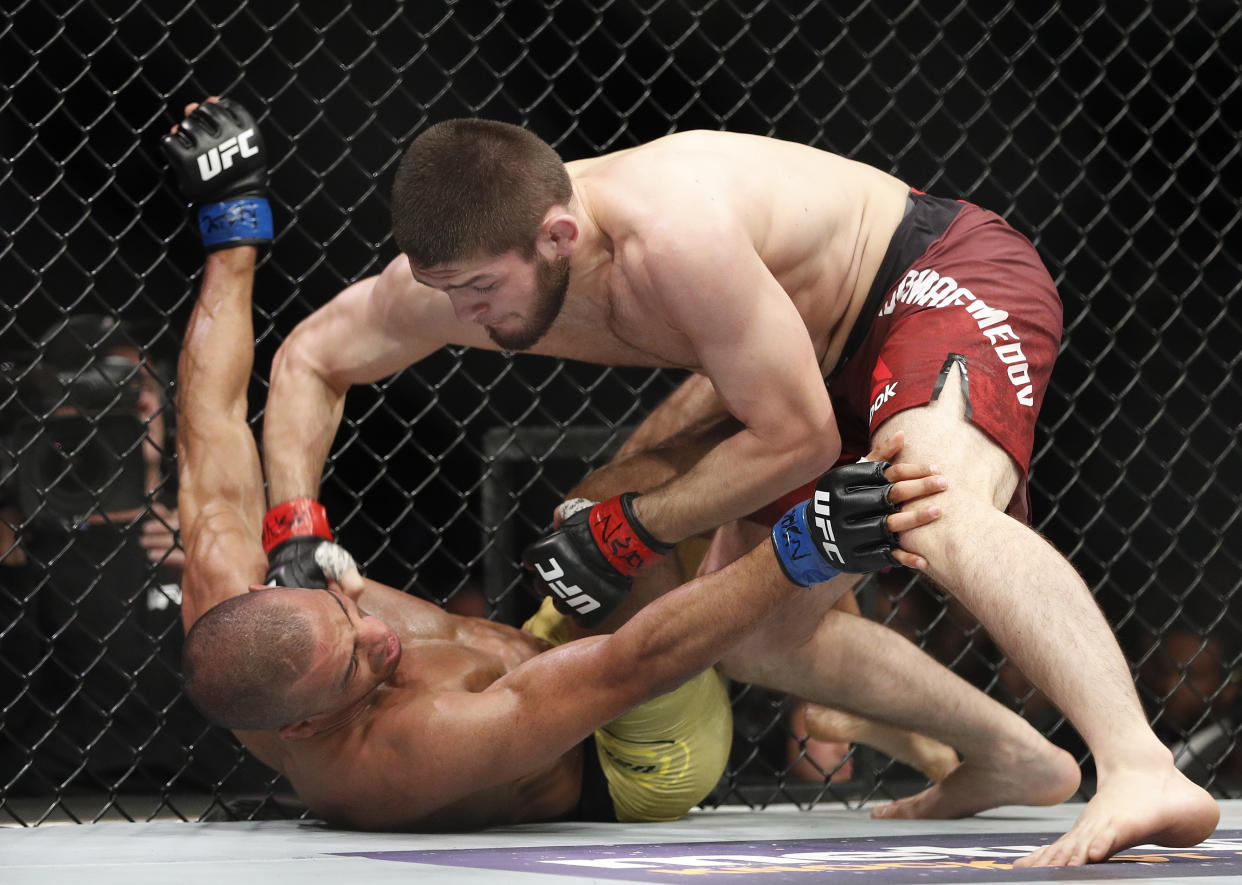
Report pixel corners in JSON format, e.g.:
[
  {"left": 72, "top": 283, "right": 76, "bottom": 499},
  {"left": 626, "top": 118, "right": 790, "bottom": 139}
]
[
  {"left": 879, "top": 268, "right": 1035, "bottom": 406},
  {"left": 869, "top": 357, "right": 898, "bottom": 424}
]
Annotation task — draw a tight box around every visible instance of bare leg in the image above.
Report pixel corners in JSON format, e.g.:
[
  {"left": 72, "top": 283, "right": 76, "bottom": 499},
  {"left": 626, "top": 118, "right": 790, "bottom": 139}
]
[
  {"left": 566, "top": 427, "right": 1080, "bottom": 819},
  {"left": 716, "top": 520, "right": 1080, "bottom": 818},
  {"left": 881, "top": 364, "right": 1218, "bottom": 864},
  {"left": 802, "top": 703, "right": 959, "bottom": 784},
  {"left": 787, "top": 702, "right": 853, "bottom": 782},
  {"left": 792, "top": 589, "right": 956, "bottom": 784}
]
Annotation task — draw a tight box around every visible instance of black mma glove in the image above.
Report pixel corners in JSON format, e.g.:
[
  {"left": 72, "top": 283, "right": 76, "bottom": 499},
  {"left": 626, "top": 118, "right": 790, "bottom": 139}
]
[
  {"left": 160, "top": 98, "right": 273, "bottom": 251},
  {"left": 262, "top": 498, "right": 358, "bottom": 589},
  {"left": 771, "top": 459, "right": 901, "bottom": 586},
  {"left": 521, "top": 493, "right": 673, "bottom": 628}
]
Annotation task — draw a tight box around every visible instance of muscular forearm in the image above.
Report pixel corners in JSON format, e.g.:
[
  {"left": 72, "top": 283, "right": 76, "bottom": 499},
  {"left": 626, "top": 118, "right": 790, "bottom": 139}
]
[
  {"left": 262, "top": 264, "right": 447, "bottom": 506},
  {"left": 606, "top": 538, "right": 794, "bottom": 699},
  {"left": 263, "top": 334, "right": 348, "bottom": 504},
  {"left": 177, "top": 249, "right": 258, "bottom": 421},
  {"left": 567, "top": 413, "right": 736, "bottom": 503},
  {"left": 632, "top": 422, "right": 841, "bottom": 542},
  {"left": 565, "top": 376, "right": 738, "bottom": 508}
]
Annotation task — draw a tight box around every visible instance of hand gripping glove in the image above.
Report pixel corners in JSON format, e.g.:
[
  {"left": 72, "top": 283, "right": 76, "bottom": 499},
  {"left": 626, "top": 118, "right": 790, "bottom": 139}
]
[
  {"left": 262, "top": 498, "right": 358, "bottom": 589},
  {"left": 160, "top": 99, "right": 273, "bottom": 251},
  {"left": 521, "top": 493, "right": 673, "bottom": 628},
  {"left": 771, "top": 460, "right": 901, "bottom": 586}
]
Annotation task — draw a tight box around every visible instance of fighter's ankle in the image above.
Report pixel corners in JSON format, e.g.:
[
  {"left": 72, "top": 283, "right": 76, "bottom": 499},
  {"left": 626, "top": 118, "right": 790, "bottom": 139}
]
[{"left": 1092, "top": 743, "right": 1176, "bottom": 781}]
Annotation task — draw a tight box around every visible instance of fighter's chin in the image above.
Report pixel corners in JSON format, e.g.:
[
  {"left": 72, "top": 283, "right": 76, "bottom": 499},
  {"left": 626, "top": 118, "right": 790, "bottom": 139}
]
[{"left": 485, "top": 321, "right": 545, "bottom": 352}]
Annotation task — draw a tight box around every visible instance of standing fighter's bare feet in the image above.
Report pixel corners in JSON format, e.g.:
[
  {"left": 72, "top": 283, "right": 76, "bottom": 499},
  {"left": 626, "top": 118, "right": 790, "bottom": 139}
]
[
  {"left": 1012, "top": 754, "right": 1219, "bottom": 867},
  {"left": 870, "top": 736, "right": 1080, "bottom": 821}
]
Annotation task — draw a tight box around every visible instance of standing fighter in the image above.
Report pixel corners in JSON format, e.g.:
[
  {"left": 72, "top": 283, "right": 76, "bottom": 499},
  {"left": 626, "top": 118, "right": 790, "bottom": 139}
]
[
  {"left": 164, "top": 100, "right": 1056, "bottom": 830},
  {"left": 263, "top": 119, "right": 1218, "bottom": 863}
]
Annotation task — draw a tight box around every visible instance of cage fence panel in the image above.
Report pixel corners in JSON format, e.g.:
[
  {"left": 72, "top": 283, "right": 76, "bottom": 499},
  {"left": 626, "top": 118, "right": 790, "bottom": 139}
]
[{"left": 1, "top": 0, "right": 1239, "bottom": 825}]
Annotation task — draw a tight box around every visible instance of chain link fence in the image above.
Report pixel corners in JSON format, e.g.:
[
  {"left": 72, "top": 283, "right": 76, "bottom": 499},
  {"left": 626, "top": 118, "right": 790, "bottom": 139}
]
[{"left": 2, "top": 0, "right": 1239, "bottom": 825}]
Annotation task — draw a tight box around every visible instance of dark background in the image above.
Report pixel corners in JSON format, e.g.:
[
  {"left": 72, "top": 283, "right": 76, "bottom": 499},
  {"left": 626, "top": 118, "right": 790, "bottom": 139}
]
[{"left": 2, "top": 0, "right": 1239, "bottom": 818}]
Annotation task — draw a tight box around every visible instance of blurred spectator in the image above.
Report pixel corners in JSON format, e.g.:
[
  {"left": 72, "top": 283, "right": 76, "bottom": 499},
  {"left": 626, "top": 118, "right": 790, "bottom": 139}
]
[
  {"left": 0, "top": 314, "right": 260, "bottom": 796},
  {"left": 1140, "top": 628, "right": 1241, "bottom": 785}
]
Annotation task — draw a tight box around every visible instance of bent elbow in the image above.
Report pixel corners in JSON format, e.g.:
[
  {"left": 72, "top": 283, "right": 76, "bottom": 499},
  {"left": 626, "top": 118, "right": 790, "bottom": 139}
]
[
  {"left": 779, "top": 417, "right": 841, "bottom": 477},
  {"left": 272, "top": 328, "right": 345, "bottom": 398}
]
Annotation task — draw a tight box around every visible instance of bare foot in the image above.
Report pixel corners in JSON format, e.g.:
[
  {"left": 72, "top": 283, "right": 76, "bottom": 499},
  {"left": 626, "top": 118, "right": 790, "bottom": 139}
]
[
  {"left": 870, "top": 740, "right": 1080, "bottom": 820},
  {"left": 1012, "top": 762, "right": 1219, "bottom": 867},
  {"left": 802, "top": 704, "right": 959, "bottom": 783}
]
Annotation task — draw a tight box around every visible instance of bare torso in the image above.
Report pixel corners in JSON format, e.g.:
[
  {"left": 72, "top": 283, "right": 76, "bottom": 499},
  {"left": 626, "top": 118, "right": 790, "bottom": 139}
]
[
  {"left": 391, "top": 130, "right": 910, "bottom": 376},
  {"left": 235, "top": 581, "right": 583, "bottom": 829}
]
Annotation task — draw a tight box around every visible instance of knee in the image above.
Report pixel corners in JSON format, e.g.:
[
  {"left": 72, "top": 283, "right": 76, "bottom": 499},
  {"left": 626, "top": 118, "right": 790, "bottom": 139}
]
[{"left": 894, "top": 485, "right": 994, "bottom": 564}]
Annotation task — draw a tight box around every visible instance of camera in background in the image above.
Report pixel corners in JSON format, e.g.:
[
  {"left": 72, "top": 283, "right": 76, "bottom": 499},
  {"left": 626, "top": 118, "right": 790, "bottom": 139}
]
[{"left": 0, "top": 315, "right": 151, "bottom": 527}]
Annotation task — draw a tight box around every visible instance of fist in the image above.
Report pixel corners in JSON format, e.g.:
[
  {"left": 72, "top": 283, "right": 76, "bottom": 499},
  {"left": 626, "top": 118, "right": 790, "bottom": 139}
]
[
  {"left": 265, "top": 537, "right": 362, "bottom": 595},
  {"left": 160, "top": 98, "right": 273, "bottom": 250},
  {"left": 522, "top": 512, "right": 630, "bottom": 628},
  {"left": 522, "top": 493, "right": 670, "bottom": 628},
  {"left": 771, "top": 460, "right": 902, "bottom": 586}
]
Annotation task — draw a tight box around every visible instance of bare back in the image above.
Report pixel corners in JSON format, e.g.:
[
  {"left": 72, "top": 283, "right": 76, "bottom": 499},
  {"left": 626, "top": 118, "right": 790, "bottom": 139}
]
[
  {"left": 568, "top": 131, "right": 910, "bottom": 372},
  {"left": 363, "top": 132, "right": 909, "bottom": 374},
  {"left": 271, "top": 132, "right": 913, "bottom": 541}
]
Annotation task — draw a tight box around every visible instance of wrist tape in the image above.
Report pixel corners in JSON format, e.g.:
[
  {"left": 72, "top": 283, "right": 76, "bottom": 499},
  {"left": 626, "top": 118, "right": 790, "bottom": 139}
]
[
  {"left": 198, "top": 197, "right": 273, "bottom": 250},
  {"left": 262, "top": 497, "right": 332, "bottom": 554},
  {"left": 771, "top": 499, "right": 842, "bottom": 587},
  {"left": 588, "top": 493, "right": 674, "bottom": 577}
]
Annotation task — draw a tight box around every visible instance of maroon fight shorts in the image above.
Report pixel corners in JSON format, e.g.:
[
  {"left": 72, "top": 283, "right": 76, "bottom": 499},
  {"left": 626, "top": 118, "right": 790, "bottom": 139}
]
[{"left": 749, "top": 189, "right": 1063, "bottom": 526}]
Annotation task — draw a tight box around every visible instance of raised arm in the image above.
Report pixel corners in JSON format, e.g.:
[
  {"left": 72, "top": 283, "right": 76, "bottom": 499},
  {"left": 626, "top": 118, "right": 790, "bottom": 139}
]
[
  {"left": 175, "top": 248, "right": 269, "bottom": 628},
  {"left": 160, "top": 99, "right": 275, "bottom": 629}
]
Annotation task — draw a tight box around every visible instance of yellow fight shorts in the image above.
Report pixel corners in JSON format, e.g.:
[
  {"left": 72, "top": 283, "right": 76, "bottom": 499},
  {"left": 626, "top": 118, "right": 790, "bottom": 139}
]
[{"left": 524, "top": 596, "right": 733, "bottom": 822}]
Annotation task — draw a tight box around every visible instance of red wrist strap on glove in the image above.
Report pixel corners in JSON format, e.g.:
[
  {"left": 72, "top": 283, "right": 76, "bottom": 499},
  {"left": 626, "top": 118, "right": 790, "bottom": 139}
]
[
  {"left": 588, "top": 493, "right": 673, "bottom": 577},
  {"left": 262, "top": 498, "right": 332, "bottom": 554}
]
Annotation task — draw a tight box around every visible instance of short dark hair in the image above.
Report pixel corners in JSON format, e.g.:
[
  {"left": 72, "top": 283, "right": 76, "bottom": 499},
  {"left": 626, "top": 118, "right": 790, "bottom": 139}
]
[
  {"left": 182, "top": 591, "right": 317, "bottom": 730},
  {"left": 391, "top": 118, "right": 573, "bottom": 267}
]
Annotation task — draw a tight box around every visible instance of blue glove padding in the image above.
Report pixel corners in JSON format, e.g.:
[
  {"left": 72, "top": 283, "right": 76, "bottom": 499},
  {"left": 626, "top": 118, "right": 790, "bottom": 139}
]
[
  {"left": 160, "top": 99, "right": 273, "bottom": 251},
  {"left": 197, "top": 197, "right": 273, "bottom": 251},
  {"left": 771, "top": 459, "right": 900, "bottom": 586},
  {"left": 771, "top": 501, "right": 842, "bottom": 586}
]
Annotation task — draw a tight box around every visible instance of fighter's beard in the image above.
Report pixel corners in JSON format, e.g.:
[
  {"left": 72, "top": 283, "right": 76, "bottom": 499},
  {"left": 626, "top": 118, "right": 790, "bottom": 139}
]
[{"left": 486, "top": 256, "right": 570, "bottom": 351}]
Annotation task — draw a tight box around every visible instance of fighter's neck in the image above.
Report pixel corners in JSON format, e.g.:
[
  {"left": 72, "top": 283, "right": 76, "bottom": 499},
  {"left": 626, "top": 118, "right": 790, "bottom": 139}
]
[
  {"left": 567, "top": 182, "right": 613, "bottom": 282},
  {"left": 564, "top": 203, "right": 617, "bottom": 314}
]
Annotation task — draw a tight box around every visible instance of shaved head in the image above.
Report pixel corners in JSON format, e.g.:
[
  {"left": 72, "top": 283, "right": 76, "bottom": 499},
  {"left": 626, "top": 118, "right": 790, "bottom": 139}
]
[{"left": 182, "top": 589, "right": 318, "bottom": 730}]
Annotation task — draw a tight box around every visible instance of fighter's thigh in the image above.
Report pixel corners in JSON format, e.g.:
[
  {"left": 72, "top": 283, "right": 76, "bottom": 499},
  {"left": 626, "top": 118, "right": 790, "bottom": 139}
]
[{"left": 876, "top": 361, "right": 1020, "bottom": 511}]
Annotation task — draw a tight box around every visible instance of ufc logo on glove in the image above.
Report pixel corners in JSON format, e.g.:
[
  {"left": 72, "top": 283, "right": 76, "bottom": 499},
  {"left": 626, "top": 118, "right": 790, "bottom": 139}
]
[
  {"left": 197, "top": 129, "right": 259, "bottom": 181},
  {"left": 532, "top": 557, "right": 603, "bottom": 619},
  {"left": 811, "top": 490, "right": 845, "bottom": 564}
]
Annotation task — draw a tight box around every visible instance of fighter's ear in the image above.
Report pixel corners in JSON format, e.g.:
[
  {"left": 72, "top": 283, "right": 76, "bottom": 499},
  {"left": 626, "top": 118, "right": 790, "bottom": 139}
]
[{"left": 537, "top": 209, "right": 578, "bottom": 259}]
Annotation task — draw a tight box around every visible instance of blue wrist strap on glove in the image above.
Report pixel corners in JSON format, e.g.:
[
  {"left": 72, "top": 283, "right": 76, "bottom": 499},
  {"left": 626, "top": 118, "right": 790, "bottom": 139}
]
[
  {"left": 197, "top": 197, "right": 273, "bottom": 249},
  {"left": 771, "top": 499, "right": 842, "bottom": 587}
]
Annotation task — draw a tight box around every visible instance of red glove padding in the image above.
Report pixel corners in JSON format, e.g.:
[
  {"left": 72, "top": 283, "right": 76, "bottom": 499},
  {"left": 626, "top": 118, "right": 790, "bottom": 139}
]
[
  {"left": 262, "top": 497, "right": 332, "bottom": 554},
  {"left": 585, "top": 492, "right": 672, "bottom": 577}
]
